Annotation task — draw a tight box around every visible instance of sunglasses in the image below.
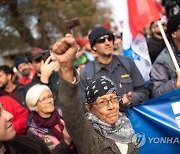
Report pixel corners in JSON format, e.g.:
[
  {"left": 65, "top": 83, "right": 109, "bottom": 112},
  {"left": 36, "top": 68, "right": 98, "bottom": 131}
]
[{"left": 96, "top": 35, "right": 114, "bottom": 44}]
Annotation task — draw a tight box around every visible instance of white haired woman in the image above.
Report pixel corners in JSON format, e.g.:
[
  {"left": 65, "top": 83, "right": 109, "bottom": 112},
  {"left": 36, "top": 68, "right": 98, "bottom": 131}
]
[{"left": 25, "top": 84, "right": 77, "bottom": 154}]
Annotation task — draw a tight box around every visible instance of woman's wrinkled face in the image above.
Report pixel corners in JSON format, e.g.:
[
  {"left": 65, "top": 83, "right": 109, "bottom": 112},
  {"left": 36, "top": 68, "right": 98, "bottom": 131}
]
[
  {"left": 0, "top": 103, "right": 16, "bottom": 141},
  {"left": 86, "top": 93, "right": 120, "bottom": 124},
  {"left": 36, "top": 89, "right": 55, "bottom": 118}
]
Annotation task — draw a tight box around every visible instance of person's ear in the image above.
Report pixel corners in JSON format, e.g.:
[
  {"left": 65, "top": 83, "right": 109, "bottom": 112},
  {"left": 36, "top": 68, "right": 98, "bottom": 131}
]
[
  {"left": 34, "top": 105, "right": 38, "bottom": 112},
  {"left": 7, "top": 74, "right": 12, "bottom": 81},
  {"left": 85, "top": 103, "right": 93, "bottom": 112},
  {"left": 92, "top": 46, "right": 96, "bottom": 52},
  {"left": 91, "top": 50, "right": 97, "bottom": 58},
  {"left": 92, "top": 49, "right": 99, "bottom": 58},
  {"left": 172, "top": 31, "right": 177, "bottom": 39},
  {"left": 151, "top": 27, "right": 156, "bottom": 34}
]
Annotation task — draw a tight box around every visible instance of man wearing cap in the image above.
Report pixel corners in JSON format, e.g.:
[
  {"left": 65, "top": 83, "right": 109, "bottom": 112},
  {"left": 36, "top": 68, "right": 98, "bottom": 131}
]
[
  {"left": 26, "top": 47, "right": 60, "bottom": 106},
  {"left": 14, "top": 56, "right": 36, "bottom": 85},
  {"left": 149, "top": 14, "right": 180, "bottom": 98},
  {"left": 79, "top": 27, "right": 149, "bottom": 110}
]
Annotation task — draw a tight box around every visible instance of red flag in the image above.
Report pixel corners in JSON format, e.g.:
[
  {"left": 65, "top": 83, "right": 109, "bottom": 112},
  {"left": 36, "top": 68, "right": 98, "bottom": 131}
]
[{"left": 128, "top": 0, "right": 160, "bottom": 39}]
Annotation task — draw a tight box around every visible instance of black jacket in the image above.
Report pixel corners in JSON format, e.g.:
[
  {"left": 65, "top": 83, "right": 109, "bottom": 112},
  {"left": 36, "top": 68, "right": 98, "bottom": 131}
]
[
  {"left": 4, "top": 131, "right": 51, "bottom": 154},
  {"left": 147, "top": 35, "right": 166, "bottom": 63}
]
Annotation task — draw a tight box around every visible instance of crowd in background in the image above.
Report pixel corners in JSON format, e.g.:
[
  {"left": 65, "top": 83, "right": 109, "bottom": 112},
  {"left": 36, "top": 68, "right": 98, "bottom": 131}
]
[{"left": 0, "top": 1, "right": 180, "bottom": 153}]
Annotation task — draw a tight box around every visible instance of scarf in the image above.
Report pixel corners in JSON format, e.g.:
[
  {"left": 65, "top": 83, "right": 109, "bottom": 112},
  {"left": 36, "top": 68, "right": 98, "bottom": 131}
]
[
  {"left": 86, "top": 112, "right": 135, "bottom": 144},
  {"left": 33, "top": 109, "right": 64, "bottom": 141}
]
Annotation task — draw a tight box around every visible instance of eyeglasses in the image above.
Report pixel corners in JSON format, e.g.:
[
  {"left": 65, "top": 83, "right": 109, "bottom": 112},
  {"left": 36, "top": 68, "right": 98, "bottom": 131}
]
[
  {"left": 93, "top": 96, "right": 122, "bottom": 108},
  {"left": 38, "top": 94, "right": 54, "bottom": 103},
  {"left": 96, "top": 35, "right": 114, "bottom": 44}
]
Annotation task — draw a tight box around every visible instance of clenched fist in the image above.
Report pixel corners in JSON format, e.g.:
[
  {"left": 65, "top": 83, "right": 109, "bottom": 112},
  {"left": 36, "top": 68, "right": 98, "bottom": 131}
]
[{"left": 50, "top": 34, "right": 78, "bottom": 82}]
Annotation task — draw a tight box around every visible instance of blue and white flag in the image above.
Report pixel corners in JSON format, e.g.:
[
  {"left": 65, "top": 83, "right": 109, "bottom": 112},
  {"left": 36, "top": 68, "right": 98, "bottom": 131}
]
[
  {"left": 123, "top": 33, "right": 152, "bottom": 82},
  {"left": 119, "top": 0, "right": 160, "bottom": 82}
]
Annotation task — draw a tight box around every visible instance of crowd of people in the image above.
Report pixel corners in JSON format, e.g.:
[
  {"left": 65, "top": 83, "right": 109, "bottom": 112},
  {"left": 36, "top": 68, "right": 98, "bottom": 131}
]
[{"left": 0, "top": 12, "right": 180, "bottom": 154}]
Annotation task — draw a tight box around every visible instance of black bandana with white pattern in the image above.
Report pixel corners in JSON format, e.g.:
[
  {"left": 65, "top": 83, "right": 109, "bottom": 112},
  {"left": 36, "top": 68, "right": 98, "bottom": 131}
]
[{"left": 85, "top": 76, "right": 117, "bottom": 104}]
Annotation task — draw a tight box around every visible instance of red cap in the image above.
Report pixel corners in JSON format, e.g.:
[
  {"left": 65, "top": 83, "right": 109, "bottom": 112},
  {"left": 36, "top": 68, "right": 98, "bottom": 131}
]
[{"left": 27, "top": 47, "right": 43, "bottom": 62}]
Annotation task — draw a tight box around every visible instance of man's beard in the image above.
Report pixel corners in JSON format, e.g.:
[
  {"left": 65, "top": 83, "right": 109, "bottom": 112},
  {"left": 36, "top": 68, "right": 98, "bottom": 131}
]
[
  {"left": 21, "top": 69, "right": 30, "bottom": 77},
  {"left": 156, "top": 32, "right": 162, "bottom": 36}
]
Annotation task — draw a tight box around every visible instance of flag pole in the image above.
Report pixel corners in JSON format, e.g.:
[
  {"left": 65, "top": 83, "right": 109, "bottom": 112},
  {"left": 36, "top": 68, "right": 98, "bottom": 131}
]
[{"left": 157, "top": 20, "right": 180, "bottom": 71}]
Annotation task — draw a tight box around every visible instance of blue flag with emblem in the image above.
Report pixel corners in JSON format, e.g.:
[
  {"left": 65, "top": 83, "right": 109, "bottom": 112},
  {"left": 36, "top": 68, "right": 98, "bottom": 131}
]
[{"left": 128, "top": 89, "right": 180, "bottom": 154}]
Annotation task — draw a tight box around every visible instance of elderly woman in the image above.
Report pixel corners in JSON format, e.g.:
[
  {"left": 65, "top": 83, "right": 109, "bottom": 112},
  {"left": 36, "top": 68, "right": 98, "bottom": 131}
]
[
  {"left": 0, "top": 102, "right": 51, "bottom": 154},
  {"left": 50, "top": 34, "right": 138, "bottom": 154},
  {"left": 25, "top": 84, "right": 77, "bottom": 153}
]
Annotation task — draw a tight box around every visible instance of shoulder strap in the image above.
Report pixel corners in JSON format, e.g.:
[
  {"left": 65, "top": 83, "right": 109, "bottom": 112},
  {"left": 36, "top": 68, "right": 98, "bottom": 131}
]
[
  {"left": 85, "top": 56, "right": 131, "bottom": 84},
  {"left": 85, "top": 61, "right": 95, "bottom": 85},
  {"left": 116, "top": 55, "right": 131, "bottom": 75}
]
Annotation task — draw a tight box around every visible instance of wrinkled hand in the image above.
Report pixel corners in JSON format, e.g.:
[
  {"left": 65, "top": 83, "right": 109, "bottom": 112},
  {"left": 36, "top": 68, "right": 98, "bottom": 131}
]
[
  {"left": 122, "top": 92, "right": 132, "bottom": 106},
  {"left": 51, "top": 34, "right": 78, "bottom": 68},
  {"left": 176, "top": 69, "right": 180, "bottom": 88}
]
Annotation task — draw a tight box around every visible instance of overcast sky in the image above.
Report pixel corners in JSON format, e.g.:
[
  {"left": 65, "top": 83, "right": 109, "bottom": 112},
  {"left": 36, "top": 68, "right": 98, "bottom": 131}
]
[{"left": 107, "top": 0, "right": 121, "bottom": 30}]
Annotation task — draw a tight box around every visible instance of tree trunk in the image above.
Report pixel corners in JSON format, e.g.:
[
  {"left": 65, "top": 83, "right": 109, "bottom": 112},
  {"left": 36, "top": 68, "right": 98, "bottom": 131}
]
[{"left": 7, "top": 0, "right": 36, "bottom": 47}]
